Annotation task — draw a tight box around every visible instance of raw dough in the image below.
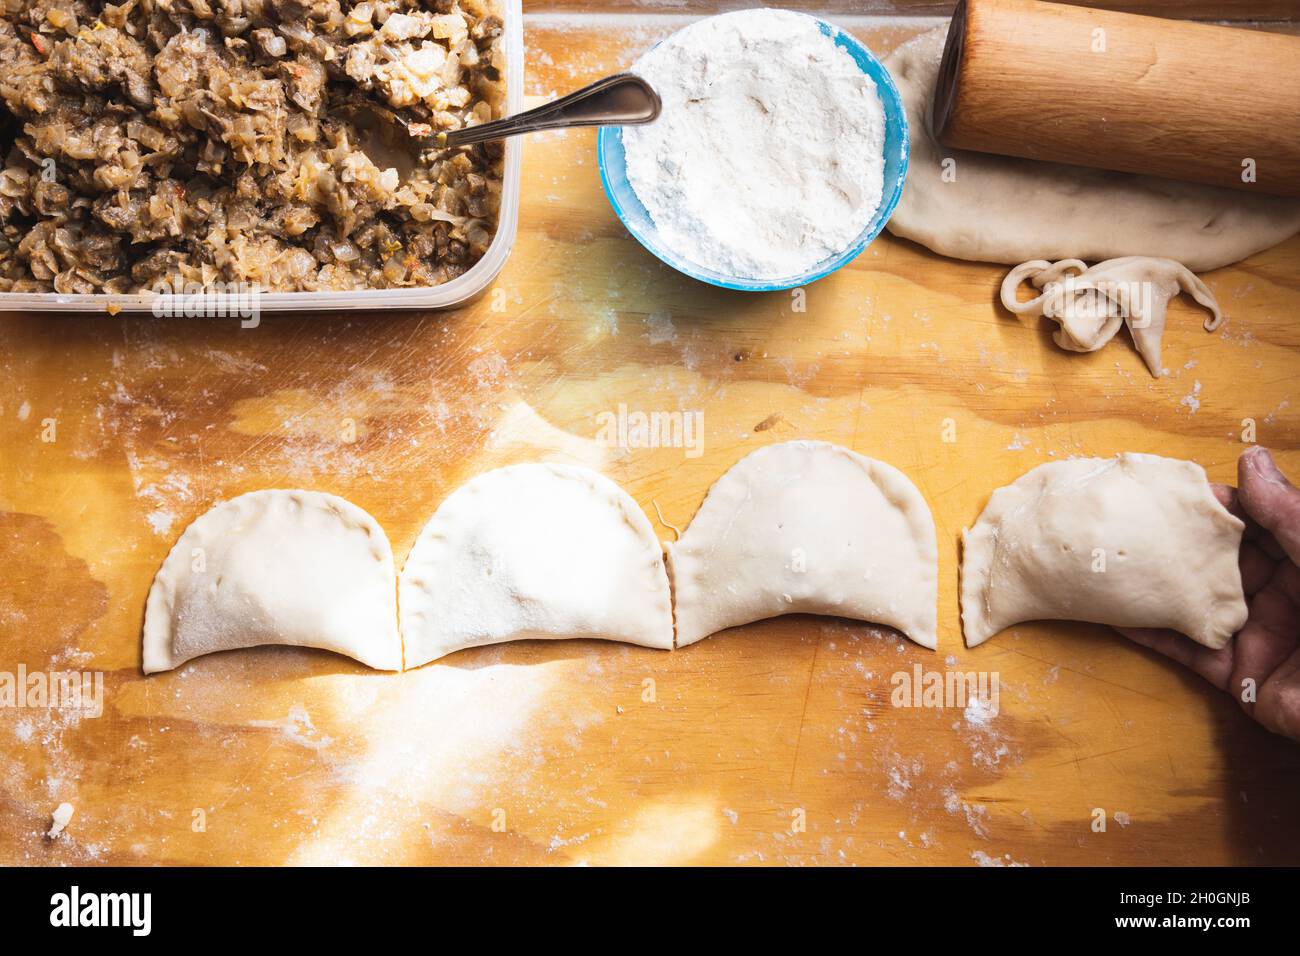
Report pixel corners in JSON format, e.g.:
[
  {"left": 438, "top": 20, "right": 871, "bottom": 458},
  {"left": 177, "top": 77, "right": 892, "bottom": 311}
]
[
  {"left": 400, "top": 463, "right": 673, "bottom": 666},
  {"left": 961, "top": 454, "right": 1247, "bottom": 649},
  {"left": 143, "top": 490, "right": 401, "bottom": 673},
  {"left": 667, "top": 441, "right": 938, "bottom": 649},
  {"left": 47, "top": 802, "right": 74, "bottom": 839},
  {"left": 884, "top": 26, "right": 1300, "bottom": 271},
  {"left": 1000, "top": 256, "right": 1223, "bottom": 376}
]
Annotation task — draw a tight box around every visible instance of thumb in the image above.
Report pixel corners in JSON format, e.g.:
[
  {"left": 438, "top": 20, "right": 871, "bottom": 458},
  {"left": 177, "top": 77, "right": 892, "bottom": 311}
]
[{"left": 1238, "top": 447, "right": 1300, "bottom": 566}]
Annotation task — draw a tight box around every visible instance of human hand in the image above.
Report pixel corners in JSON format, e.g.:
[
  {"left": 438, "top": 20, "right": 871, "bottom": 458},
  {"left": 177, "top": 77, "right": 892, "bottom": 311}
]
[{"left": 1120, "top": 446, "right": 1300, "bottom": 742}]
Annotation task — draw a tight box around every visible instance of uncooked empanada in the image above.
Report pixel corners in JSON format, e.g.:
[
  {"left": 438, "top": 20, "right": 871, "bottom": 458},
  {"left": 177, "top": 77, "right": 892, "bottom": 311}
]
[
  {"left": 667, "top": 441, "right": 938, "bottom": 649},
  {"left": 400, "top": 463, "right": 673, "bottom": 666},
  {"left": 961, "top": 454, "right": 1247, "bottom": 649},
  {"left": 1000, "top": 256, "right": 1223, "bottom": 376},
  {"left": 143, "top": 490, "right": 401, "bottom": 673}
]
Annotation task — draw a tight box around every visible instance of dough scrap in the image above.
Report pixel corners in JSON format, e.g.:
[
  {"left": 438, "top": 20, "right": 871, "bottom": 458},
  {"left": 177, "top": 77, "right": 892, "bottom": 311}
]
[
  {"left": 47, "top": 802, "right": 74, "bottom": 839},
  {"left": 884, "top": 27, "right": 1300, "bottom": 271},
  {"left": 399, "top": 463, "right": 673, "bottom": 666},
  {"left": 1000, "top": 256, "right": 1223, "bottom": 376},
  {"left": 143, "top": 490, "right": 401, "bottom": 673},
  {"left": 667, "top": 441, "right": 939, "bottom": 649},
  {"left": 961, "top": 454, "right": 1247, "bottom": 650}
]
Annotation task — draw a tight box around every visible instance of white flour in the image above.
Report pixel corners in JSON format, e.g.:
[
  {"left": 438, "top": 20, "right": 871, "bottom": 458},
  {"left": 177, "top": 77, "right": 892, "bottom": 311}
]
[{"left": 623, "top": 9, "right": 886, "bottom": 281}]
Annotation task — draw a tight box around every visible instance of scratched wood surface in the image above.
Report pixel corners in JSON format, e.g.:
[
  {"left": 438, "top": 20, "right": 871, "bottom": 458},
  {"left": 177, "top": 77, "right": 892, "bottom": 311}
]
[{"left": 1, "top": 10, "right": 1299, "bottom": 867}]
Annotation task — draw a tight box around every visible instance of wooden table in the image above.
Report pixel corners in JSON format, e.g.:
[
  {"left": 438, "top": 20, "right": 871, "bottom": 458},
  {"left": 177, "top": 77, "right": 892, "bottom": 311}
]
[{"left": 1, "top": 4, "right": 1298, "bottom": 867}]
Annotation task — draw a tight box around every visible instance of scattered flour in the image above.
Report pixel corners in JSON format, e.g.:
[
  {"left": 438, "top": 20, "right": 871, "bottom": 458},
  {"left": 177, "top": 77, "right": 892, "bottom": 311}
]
[
  {"left": 886, "top": 756, "right": 923, "bottom": 800},
  {"left": 971, "top": 849, "right": 1028, "bottom": 867},
  {"left": 623, "top": 9, "right": 886, "bottom": 279},
  {"left": 645, "top": 310, "right": 677, "bottom": 345},
  {"left": 248, "top": 706, "right": 333, "bottom": 751},
  {"left": 943, "top": 787, "right": 990, "bottom": 838},
  {"left": 964, "top": 694, "right": 998, "bottom": 727}
]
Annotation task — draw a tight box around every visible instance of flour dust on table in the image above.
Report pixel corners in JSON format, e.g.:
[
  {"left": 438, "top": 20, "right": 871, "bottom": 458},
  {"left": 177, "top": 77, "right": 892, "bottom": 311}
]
[{"left": 622, "top": 9, "right": 886, "bottom": 281}]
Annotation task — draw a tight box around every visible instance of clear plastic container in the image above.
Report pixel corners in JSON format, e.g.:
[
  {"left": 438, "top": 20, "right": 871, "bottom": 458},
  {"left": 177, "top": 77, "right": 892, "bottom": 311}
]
[{"left": 0, "top": 0, "right": 524, "bottom": 314}]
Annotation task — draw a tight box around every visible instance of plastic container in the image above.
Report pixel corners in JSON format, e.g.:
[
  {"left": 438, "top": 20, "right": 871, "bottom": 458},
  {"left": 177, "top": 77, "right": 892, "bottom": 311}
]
[
  {"left": 0, "top": 0, "right": 524, "bottom": 314},
  {"left": 597, "top": 11, "right": 910, "bottom": 293}
]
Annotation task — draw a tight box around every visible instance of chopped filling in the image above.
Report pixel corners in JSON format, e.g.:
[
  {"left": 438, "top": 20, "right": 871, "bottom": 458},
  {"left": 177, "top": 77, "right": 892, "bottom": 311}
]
[{"left": 0, "top": 0, "right": 506, "bottom": 293}]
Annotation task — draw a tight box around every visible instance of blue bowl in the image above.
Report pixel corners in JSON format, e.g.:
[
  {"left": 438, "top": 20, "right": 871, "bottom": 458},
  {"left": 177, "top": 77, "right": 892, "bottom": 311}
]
[{"left": 597, "top": 13, "right": 910, "bottom": 293}]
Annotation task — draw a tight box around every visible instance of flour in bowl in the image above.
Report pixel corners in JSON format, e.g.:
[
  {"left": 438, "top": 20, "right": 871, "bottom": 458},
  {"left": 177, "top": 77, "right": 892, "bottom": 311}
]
[{"left": 622, "top": 9, "right": 887, "bottom": 281}]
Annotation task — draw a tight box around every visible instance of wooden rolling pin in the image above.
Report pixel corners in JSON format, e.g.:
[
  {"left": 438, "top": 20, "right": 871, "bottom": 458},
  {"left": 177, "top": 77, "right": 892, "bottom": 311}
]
[{"left": 932, "top": 0, "right": 1300, "bottom": 197}]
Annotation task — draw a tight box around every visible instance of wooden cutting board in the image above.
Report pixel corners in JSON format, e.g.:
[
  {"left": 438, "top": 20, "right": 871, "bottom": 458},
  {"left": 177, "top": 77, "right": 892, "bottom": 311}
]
[{"left": 1, "top": 8, "right": 1298, "bottom": 866}]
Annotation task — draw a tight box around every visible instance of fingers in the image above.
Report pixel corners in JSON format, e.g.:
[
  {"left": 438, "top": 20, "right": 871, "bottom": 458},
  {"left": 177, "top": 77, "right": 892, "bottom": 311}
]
[
  {"left": 1256, "top": 648, "right": 1300, "bottom": 743},
  {"left": 1278, "top": 559, "right": 1300, "bottom": 607},
  {"left": 1214, "top": 480, "right": 1278, "bottom": 555},
  {"left": 1240, "top": 540, "right": 1276, "bottom": 596},
  {"left": 1211, "top": 482, "right": 1242, "bottom": 518},
  {"left": 1228, "top": 583, "right": 1300, "bottom": 721},
  {"left": 1118, "top": 626, "right": 1234, "bottom": 690},
  {"left": 1237, "top": 447, "right": 1300, "bottom": 567}
]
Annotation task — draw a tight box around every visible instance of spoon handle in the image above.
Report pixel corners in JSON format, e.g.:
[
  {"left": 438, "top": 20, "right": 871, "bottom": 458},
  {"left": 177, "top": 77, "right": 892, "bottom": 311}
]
[{"left": 438, "top": 73, "right": 661, "bottom": 149}]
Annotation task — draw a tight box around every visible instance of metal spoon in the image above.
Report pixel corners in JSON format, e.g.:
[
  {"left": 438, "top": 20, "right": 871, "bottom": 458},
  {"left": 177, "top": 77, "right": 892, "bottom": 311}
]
[{"left": 424, "top": 73, "right": 661, "bottom": 149}]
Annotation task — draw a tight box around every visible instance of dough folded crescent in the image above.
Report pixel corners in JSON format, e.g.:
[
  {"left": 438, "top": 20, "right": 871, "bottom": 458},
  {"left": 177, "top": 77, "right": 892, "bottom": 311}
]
[
  {"left": 961, "top": 454, "right": 1247, "bottom": 649},
  {"left": 666, "top": 441, "right": 939, "bottom": 649},
  {"left": 143, "top": 490, "right": 401, "bottom": 673},
  {"left": 399, "top": 463, "right": 674, "bottom": 666}
]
